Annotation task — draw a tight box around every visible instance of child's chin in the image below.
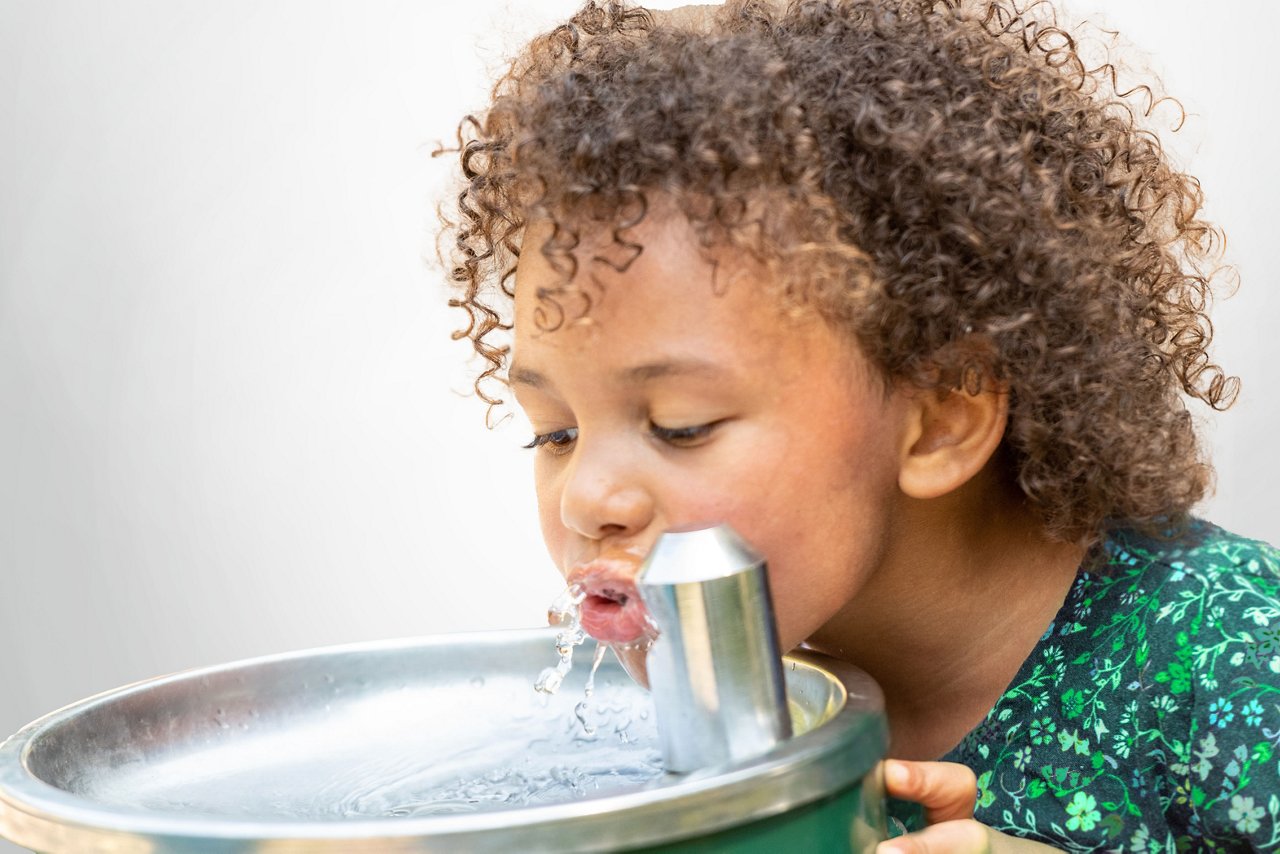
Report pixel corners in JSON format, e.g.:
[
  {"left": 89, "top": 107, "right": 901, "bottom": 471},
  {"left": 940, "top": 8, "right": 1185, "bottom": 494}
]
[{"left": 611, "top": 643, "right": 649, "bottom": 690}]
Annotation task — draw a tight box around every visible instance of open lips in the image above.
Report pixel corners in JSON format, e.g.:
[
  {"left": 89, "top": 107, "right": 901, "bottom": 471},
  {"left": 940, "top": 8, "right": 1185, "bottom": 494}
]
[{"left": 569, "top": 560, "right": 653, "bottom": 644}]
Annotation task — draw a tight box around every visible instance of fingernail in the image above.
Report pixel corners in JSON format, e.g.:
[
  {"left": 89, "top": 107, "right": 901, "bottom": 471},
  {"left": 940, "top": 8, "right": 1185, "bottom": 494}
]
[{"left": 884, "top": 760, "right": 908, "bottom": 788}]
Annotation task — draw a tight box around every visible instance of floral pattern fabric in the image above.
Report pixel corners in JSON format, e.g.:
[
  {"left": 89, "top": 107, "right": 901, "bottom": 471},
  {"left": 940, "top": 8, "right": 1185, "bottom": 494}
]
[{"left": 941, "top": 520, "right": 1280, "bottom": 851}]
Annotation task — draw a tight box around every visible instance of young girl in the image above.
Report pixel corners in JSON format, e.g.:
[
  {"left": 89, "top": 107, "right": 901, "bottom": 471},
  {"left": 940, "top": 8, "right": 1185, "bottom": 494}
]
[{"left": 441, "top": 1, "right": 1280, "bottom": 849}]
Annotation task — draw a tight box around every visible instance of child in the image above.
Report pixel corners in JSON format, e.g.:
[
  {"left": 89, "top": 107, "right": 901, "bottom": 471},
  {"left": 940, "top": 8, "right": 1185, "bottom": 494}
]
[{"left": 441, "top": 0, "right": 1280, "bottom": 849}]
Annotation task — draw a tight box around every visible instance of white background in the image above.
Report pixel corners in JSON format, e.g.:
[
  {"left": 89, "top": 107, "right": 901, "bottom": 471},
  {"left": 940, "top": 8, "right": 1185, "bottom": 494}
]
[{"left": 1, "top": 2, "right": 1277, "bottom": 848}]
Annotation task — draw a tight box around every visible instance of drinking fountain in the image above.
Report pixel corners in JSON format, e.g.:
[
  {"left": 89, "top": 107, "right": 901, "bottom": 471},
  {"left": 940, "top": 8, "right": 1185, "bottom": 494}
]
[{"left": 0, "top": 525, "right": 889, "bottom": 851}]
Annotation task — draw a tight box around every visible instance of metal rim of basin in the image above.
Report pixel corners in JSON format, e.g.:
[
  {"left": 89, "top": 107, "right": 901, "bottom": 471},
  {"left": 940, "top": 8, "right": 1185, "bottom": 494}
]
[{"left": 0, "top": 630, "right": 886, "bottom": 853}]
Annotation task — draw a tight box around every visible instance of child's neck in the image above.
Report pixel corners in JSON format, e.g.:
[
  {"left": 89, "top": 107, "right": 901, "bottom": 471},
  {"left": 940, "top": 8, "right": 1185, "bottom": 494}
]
[{"left": 804, "top": 469, "right": 1086, "bottom": 761}]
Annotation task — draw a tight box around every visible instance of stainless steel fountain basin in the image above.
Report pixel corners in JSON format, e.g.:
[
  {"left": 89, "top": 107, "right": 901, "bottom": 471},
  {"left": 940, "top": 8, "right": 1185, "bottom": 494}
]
[{"left": 0, "top": 629, "right": 887, "bottom": 852}]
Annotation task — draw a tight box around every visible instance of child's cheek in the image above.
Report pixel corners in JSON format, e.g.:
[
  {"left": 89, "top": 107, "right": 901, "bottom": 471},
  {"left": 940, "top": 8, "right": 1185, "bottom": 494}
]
[{"left": 533, "top": 470, "right": 570, "bottom": 568}]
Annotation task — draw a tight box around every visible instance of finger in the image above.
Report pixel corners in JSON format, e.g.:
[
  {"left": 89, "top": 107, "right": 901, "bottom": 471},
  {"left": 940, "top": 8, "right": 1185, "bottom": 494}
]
[
  {"left": 876, "top": 819, "right": 991, "bottom": 854},
  {"left": 883, "top": 759, "right": 978, "bottom": 824}
]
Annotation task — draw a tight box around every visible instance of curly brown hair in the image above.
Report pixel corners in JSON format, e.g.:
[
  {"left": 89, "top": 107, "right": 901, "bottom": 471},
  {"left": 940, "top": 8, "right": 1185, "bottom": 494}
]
[{"left": 440, "top": 0, "right": 1238, "bottom": 545}]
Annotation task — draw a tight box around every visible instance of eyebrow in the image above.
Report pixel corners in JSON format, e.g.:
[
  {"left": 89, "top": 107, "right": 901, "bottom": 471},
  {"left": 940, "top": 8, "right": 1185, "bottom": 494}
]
[
  {"left": 623, "top": 358, "right": 730, "bottom": 383},
  {"left": 508, "top": 358, "right": 730, "bottom": 389},
  {"left": 508, "top": 363, "right": 549, "bottom": 389}
]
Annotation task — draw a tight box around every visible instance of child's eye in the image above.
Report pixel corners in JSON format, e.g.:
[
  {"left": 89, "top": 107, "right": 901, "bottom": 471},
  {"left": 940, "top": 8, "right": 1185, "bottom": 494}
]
[
  {"left": 650, "top": 421, "right": 718, "bottom": 448},
  {"left": 523, "top": 427, "right": 578, "bottom": 454}
]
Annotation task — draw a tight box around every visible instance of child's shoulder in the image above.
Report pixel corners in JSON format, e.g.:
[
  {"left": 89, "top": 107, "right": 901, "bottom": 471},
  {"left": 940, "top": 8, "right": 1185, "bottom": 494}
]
[
  {"left": 945, "top": 519, "right": 1280, "bottom": 848},
  {"left": 1041, "top": 518, "right": 1280, "bottom": 652},
  {"left": 1059, "top": 518, "right": 1280, "bottom": 645},
  {"left": 1101, "top": 518, "right": 1280, "bottom": 589}
]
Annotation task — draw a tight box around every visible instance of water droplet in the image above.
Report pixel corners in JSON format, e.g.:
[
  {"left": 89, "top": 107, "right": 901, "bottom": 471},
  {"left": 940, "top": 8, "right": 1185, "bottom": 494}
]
[
  {"left": 534, "top": 585, "right": 590, "bottom": 695},
  {"left": 534, "top": 665, "right": 566, "bottom": 695}
]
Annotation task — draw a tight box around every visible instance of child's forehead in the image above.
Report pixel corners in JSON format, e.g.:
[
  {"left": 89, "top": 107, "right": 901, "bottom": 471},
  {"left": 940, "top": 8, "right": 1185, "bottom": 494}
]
[
  {"left": 509, "top": 211, "right": 871, "bottom": 380},
  {"left": 517, "top": 214, "right": 714, "bottom": 300},
  {"left": 512, "top": 240, "right": 849, "bottom": 366},
  {"left": 520, "top": 199, "right": 696, "bottom": 251},
  {"left": 517, "top": 212, "right": 716, "bottom": 290},
  {"left": 510, "top": 201, "right": 870, "bottom": 354}
]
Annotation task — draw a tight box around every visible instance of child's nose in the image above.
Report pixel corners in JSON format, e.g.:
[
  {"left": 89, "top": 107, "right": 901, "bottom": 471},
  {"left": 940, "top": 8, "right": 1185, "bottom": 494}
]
[{"left": 559, "top": 442, "right": 654, "bottom": 541}]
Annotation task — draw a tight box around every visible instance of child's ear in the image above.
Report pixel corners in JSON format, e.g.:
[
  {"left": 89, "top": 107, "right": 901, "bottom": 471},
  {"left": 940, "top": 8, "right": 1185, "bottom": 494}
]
[{"left": 896, "top": 379, "right": 1009, "bottom": 500}]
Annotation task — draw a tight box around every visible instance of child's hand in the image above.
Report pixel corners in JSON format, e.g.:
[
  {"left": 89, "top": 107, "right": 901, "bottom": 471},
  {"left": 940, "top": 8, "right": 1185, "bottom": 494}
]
[{"left": 877, "top": 759, "right": 1059, "bottom": 853}]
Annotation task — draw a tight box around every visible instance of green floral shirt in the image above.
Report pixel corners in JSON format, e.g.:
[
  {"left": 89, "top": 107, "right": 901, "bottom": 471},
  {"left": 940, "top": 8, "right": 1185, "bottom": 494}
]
[{"left": 941, "top": 520, "right": 1280, "bottom": 851}]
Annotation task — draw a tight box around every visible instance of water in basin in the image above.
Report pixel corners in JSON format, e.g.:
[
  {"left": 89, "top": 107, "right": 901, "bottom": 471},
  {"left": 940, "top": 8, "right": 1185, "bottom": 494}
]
[{"left": 22, "top": 634, "right": 664, "bottom": 823}]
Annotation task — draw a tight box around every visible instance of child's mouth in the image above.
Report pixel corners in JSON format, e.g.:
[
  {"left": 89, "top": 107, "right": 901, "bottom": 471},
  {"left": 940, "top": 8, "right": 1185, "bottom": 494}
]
[
  {"left": 580, "top": 589, "right": 640, "bottom": 640},
  {"left": 568, "top": 559, "right": 653, "bottom": 644}
]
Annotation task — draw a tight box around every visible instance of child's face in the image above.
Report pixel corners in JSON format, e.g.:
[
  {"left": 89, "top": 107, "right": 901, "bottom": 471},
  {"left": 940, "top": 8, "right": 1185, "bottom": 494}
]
[{"left": 510, "top": 215, "right": 914, "bottom": 677}]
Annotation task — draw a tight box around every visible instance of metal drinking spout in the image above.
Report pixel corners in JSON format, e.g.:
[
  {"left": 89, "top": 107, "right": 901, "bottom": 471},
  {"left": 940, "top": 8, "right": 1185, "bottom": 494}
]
[{"left": 636, "top": 523, "right": 792, "bottom": 774}]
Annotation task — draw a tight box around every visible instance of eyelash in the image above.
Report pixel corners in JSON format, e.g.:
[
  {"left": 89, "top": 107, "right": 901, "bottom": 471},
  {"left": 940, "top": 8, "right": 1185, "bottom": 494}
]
[
  {"left": 523, "top": 428, "right": 578, "bottom": 454},
  {"left": 650, "top": 422, "right": 715, "bottom": 446},
  {"left": 522, "top": 422, "right": 718, "bottom": 454}
]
